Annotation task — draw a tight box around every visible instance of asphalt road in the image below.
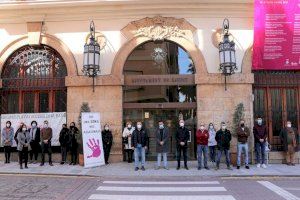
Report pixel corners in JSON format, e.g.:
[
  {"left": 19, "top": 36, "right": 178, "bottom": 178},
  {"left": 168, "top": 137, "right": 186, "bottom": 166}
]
[{"left": 0, "top": 174, "right": 299, "bottom": 200}]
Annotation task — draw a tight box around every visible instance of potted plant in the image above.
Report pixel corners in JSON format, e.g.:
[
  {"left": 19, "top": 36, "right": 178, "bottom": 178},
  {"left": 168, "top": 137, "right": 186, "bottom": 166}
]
[{"left": 78, "top": 102, "right": 91, "bottom": 166}]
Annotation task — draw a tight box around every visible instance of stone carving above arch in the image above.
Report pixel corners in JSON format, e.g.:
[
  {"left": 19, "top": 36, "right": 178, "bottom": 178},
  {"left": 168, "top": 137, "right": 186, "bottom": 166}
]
[{"left": 121, "top": 16, "right": 197, "bottom": 42}]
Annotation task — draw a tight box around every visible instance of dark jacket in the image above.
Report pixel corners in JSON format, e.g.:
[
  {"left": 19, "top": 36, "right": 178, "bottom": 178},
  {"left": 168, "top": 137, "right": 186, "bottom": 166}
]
[
  {"left": 196, "top": 129, "right": 209, "bottom": 145},
  {"left": 279, "top": 127, "right": 299, "bottom": 152},
  {"left": 131, "top": 128, "right": 148, "bottom": 148},
  {"left": 176, "top": 126, "right": 190, "bottom": 147},
  {"left": 102, "top": 130, "right": 113, "bottom": 146},
  {"left": 156, "top": 128, "right": 169, "bottom": 153},
  {"left": 236, "top": 126, "right": 250, "bottom": 143},
  {"left": 253, "top": 124, "right": 267, "bottom": 143},
  {"left": 68, "top": 127, "right": 80, "bottom": 150},
  {"left": 28, "top": 127, "right": 41, "bottom": 143},
  {"left": 215, "top": 129, "right": 232, "bottom": 150},
  {"left": 59, "top": 128, "right": 69, "bottom": 147}
]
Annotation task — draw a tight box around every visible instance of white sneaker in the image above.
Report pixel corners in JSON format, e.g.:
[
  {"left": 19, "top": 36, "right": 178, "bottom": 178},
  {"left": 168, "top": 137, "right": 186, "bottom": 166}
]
[
  {"left": 257, "top": 164, "right": 261, "bottom": 168},
  {"left": 261, "top": 164, "right": 267, "bottom": 169}
]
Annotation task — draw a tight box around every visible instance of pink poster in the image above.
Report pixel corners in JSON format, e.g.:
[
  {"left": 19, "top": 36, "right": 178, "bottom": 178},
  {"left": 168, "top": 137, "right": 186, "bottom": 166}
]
[{"left": 252, "top": 0, "right": 300, "bottom": 70}]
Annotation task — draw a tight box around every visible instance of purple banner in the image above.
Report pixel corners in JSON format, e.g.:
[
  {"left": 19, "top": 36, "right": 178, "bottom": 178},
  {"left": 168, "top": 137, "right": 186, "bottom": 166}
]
[{"left": 253, "top": 0, "right": 300, "bottom": 70}]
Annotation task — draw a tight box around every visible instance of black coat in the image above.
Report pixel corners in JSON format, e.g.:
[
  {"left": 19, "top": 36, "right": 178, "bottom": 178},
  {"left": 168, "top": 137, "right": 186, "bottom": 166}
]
[
  {"left": 279, "top": 127, "right": 299, "bottom": 152},
  {"left": 59, "top": 128, "right": 69, "bottom": 147},
  {"left": 176, "top": 127, "right": 190, "bottom": 147},
  {"left": 102, "top": 130, "right": 113, "bottom": 146},
  {"left": 131, "top": 128, "right": 148, "bottom": 148},
  {"left": 68, "top": 127, "right": 80, "bottom": 150},
  {"left": 215, "top": 129, "right": 232, "bottom": 150},
  {"left": 28, "top": 128, "right": 41, "bottom": 143}
]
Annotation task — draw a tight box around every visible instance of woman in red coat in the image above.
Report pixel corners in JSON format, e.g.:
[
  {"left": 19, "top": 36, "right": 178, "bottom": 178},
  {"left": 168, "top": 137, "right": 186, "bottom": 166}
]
[{"left": 196, "top": 123, "right": 209, "bottom": 170}]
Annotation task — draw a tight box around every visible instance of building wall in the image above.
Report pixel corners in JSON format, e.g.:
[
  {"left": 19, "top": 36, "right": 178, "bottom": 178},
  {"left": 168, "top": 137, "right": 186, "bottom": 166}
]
[{"left": 0, "top": 0, "right": 255, "bottom": 162}]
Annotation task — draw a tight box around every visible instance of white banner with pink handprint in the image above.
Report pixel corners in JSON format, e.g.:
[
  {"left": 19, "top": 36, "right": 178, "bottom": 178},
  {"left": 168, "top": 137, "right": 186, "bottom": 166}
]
[{"left": 81, "top": 112, "right": 105, "bottom": 168}]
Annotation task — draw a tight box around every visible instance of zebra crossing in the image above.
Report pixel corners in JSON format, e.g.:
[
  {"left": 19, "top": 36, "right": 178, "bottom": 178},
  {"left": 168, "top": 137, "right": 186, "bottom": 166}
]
[{"left": 88, "top": 180, "right": 236, "bottom": 200}]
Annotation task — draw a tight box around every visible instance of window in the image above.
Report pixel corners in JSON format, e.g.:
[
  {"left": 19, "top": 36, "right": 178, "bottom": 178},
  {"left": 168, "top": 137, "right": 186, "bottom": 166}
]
[{"left": 0, "top": 45, "right": 67, "bottom": 114}]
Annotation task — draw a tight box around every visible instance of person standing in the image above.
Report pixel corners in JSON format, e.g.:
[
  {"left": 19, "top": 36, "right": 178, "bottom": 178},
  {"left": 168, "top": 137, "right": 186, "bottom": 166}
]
[
  {"left": 14, "top": 122, "right": 24, "bottom": 145},
  {"left": 68, "top": 122, "right": 80, "bottom": 165},
  {"left": 122, "top": 121, "right": 134, "bottom": 163},
  {"left": 280, "top": 121, "right": 299, "bottom": 166},
  {"left": 28, "top": 121, "right": 40, "bottom": 164},
  {"left": 59, "top": 124, "right": 69, "bottom": 164},
  {"left": 196, "top": 123, "right": 209, "bottom": 170},
  {"left": 215, "top": 122, "right": 232, "bottom": 170},
  {"left": 208, "top": 123, "right": 217, "bottom": 163},
  {"left": 176, "top": 119, "right": 190, "bottom": 170},
  {"left": 17, "top": 124, "right": 31, "bottom": 169},
  {"left": 131, "top": 121, "right": 148, "bottom": 171},
  {"left": 102, "top": 124, "right": 113, "bottom": 165},
  {"left": 253, "top": 117, "right": 268, "bottom": 168},
  {"left": 155, "top": 120, "right": 169, "bottom": 170},
  {"left": 236, "top": 119, "right": 250, "bottom": 169},
  {"left": 2, "top": 121, "right": 14, "bottom": 164},
  {"left": 40, "top": 120, "right": 53, "bottom": 166}
]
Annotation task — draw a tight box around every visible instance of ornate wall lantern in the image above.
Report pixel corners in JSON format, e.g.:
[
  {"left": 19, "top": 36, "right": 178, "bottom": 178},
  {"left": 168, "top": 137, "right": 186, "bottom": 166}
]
[
  {"left": 82, "top": 21, "right": 100, "bottom": 92},
  {"left": 219, "top": 18, "right": 237, "bottom": 91}
]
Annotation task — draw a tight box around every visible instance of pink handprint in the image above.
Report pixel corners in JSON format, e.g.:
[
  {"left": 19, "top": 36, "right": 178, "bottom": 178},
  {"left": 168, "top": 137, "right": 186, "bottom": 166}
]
[{"left": 87, "top": 138, "right": 101, "bottom": 158}]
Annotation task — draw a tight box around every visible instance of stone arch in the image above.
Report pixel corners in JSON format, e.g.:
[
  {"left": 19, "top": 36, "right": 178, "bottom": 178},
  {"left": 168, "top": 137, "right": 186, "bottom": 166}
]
[
  {"left": 241, "top": 45, "right": 253, "bottom": 74},
  {"left": 0, "top": 34, "right": 77, "bottom": 77},
  {"left": 111, "top": 16, "right": 207, "bottom": 79}
]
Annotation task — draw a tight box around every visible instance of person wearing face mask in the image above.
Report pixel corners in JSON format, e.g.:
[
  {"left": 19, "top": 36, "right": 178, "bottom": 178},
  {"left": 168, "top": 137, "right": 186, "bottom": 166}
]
[
  {"left": 215, "top": 122, "right": 232, "bottom": 170},
  {"left": 155, "top": 120, "right": 169, "bottom": 170},
  {"left": 40, "top": 120, "right": 53, "bottom": 166},
  {"left": 253, "top": 117, "right": 267, "bottom": 168},
  {"left": 68, "top": 122, "right": 80, "bottom": 165},
  {"left": 122, "top": 121, "right": 134, "bottom": 163},
  {"left": 102, "top": 124, "right": 113, "bottom": 165},
  {"left": 14, "top": 122, "right": 24, "bottom": 145},
  {"left": 236, "top": 120, "right": 250, "bottom": 169},
  {"left": 59, "top": 124, "right": 69, "bottom": 164},
  {"left": 176, "top": 119, "right": 190, "bottom": 170},
  {"left": 208, "top": 123, "right": 217, "bottom": 163},
  {"left": 280, "top": 121, "right": 299, "bottom": 166},
  {"left": 131, "top": 121, "right": 148, "bottom": 171},
  {"left": 28, "top": 121, "right": 40, "bottom": 164},
  {"left": 17, "top": 124, "right": 31, "bottom": 169},
  {"left": 196, "top": 123, "right": 209, "bottom": 170},
  {"left": 2, "top": 121, "right": 14, "bottom": 164}
]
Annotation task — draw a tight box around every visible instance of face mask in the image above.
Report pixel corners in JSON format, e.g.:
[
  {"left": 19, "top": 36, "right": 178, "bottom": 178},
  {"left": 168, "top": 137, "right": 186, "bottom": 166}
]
[
  {"left": 222, "top": 125, "right": 226, "bottom": 130},
  {"left": 200, "top": 126, "right": 205, "bottom": 130},
  {"left": 44, "top": 124, "right": 48, "bottom": 128},
  {"left": 241, "top": 123, "right": 245, "bottom": 127},
  {"left": 6, "top": 124, "right": 10, "bottom": 128},
  {"left": 105, "top": 127, "right": 109, "bottom": 131},
  {"left": 127, "top": 125, "right": 132, "bottom": 129},
  {"left": 159, "top": 125, "right": 164, "bottom": 129},
  {"left": 180, "top": 123, "right": 184, "bottom": 127},
  {"left": 22, "top": 128, "right": 27, "bottom": 132},
  {"left": 287, "top": 124, "right": 292, "bottom": 128},
  {"left": 257, "top": 120, "right": 262, "bottom": 125},
  {"left": 137, "top": 124, "right": 142, "bottom": 129},
  {"left": 32, "top": 123, "right": 37, "bottom": 128}
]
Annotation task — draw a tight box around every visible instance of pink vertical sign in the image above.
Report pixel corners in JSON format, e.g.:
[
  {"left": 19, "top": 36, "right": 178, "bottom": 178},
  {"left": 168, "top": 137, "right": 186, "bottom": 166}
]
[{"left": 252, "top": 0, "right": 300, "bottom": 70}]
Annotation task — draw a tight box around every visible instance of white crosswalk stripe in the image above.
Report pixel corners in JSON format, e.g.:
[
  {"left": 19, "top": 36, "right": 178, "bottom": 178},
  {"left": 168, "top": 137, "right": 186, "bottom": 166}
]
[{"left": 88, "top": 180, "right": 236, "bottom": 200}]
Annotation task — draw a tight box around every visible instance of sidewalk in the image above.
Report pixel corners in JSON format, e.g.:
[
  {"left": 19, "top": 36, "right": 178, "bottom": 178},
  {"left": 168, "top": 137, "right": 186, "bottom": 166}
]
[{"left": 0, "top": 161, "right": 300, "bottom": 178}]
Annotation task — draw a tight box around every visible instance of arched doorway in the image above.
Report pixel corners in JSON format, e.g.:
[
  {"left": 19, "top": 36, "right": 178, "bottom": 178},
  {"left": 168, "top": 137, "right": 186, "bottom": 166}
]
[
  {"left": 123, "top": 40, "right": 197, "bottom": 160},
  {"left": 0, "top": 45, "right": 67, "bottom": 114}
]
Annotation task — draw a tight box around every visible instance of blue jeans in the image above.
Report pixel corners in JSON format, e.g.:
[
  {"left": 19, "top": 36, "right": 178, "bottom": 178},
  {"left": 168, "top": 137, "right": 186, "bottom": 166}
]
[
  {"left": 157, "top": 153, "right": 168, "bottom": 167},
  {"left": 255, "top": 142, "right": 266, "bottom": 164},
  {"left": 134, "top": 144, "right": 145, "bottom": 168},
  {"left": 216, "top": 149, "right": 230, "bottom": 167},
  {"left": 237, "top": 142, "right": 249, "bottom": 166},
  {"left": 209, "top": 145, "right": 216, "bottom": 162},
  {"left": 197, "top": 145, "right": 208, "bottom": 168}
]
